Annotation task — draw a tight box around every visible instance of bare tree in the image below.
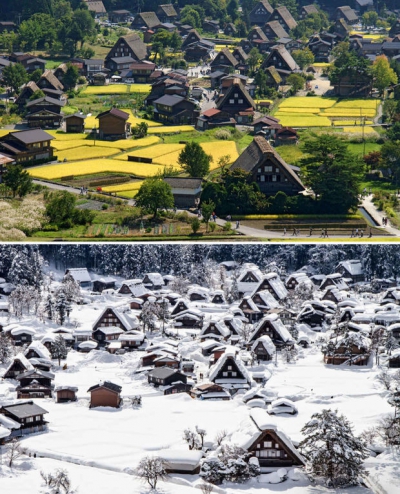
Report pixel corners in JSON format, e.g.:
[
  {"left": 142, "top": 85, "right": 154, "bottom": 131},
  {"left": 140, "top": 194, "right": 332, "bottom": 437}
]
[
  {"left": 183, "top": 428, "right": 201, "bottom": 450},
  {"left": 376, "top": 369, "right": 393, "bottom": 391},
  {"left": 200, "top": 481, "right": 214, "bottom": 494},
  {"left": 196, "top": 426, "right": 207, "bottom": 448},
  {"left": 236, "top": 321, "right": 253, "bottom": 345},
  {"left": 169, "top": 276, "right": 190, "bottom": 295},
  {"left": 0, "top": 331, "right": 15, "bottom": 364},
  {"left": 137, "top": 456, "right": 168, "bottom": 490},
  {"left": 40, "top": 468, "right": 73, "bottom": 493},
  {"left": 214, "top": 429, "right": 228, "bottom": 446},
  {"left": 4, "top": 438, "right": 24, "bottom": 467}
]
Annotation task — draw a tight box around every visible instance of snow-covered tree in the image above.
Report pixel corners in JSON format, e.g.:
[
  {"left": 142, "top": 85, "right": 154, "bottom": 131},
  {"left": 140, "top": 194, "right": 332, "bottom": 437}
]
[
  {"left": 236, "top": 321, "right": 253, "bottom": 344},
  {"left": 388, "top": 388, "right": 400, "bottom": 417},
  {"left": 40, "top": 468, "right": 74, "bottom": 493},
  {"left": 219, "top": 444, "right": 259, "bottom": 483},
  {"left": 137, "top": 456, "right": 168, "bottom": 490},
  {"left": 169, "top": 276, "right": 190, "bottom": 295},
  {"left": 376, "top": 369, "right": 393, "bottom": 391},
  {"left": 376, "top": 415, "right": 400, "bottom": 447},
  {"left": 0, "top": 331, "right": 15, "bottom": 364},
  {"left": 8, "top": 285, "right": 41, "bottom": 318},
  {"left": 200, "top": 458, "right": 226, "bottom": 485},
  {"left": 51, "top": 335, "right": 68, "bottom": 366},
  {"left": 44, "top": 294, "right": 54, "bottom": 321},
  {"left": 61, "top": 273, "right": 80, "bottom": 302},
  {"left": 4, "top": 438, "right": 24, "bottom": 467},
  {"left": 55, "top": 289, "right": 71, "bottom": 326},
  {"left": 140, "top": 300, "right": 160, "bottom": 332},
  {"left": 299, "top": 409, "right": 369, "bottom": 488},
  {"left": 281, "top": 345, "right": 298, "bottom": 363},
  {"left": 196, "top": 426, "right": 207, "bottom": 448},
  {"left": 157, "top": 299, "right": 170, "bottom": 335},
  {"left": 183, "top": 428, "right": 201, "bottom": 450}
]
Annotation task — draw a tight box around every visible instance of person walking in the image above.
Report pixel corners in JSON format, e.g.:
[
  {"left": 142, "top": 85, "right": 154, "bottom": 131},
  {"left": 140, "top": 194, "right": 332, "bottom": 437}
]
[
  {"left": 351, "top": 229, "right": 354, "bottom": 238},
  {"left": 309, "top": 227, "right": 313, "bottom": 237},
  {"left": 360, "top": 229, "right": 364, "bottom": 237},
  {"left": 320, "top": 229, "right": 325, "bottom": 238},
  {"left": 355, "top": 228, "right": 359, "bottom": 237},
  {"left": 236, "top": 220, "right": 240, "bottom": 229},
  {"left": 283, "top": 227, "right": 287, "bottom": 236},
  {"left": 324, "top": 228, "right": 328, "bottom": 238}
]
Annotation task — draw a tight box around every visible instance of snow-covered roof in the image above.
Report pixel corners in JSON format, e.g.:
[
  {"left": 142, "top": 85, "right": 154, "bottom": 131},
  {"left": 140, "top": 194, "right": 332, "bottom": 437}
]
[
  {"left": 79, "top": 340, "right": 98, "bottom": 349},
  {"left": 143, "top": 272, "right": 164, "bottom": 286},
  {"left": 173, "top": 309, "right": 204, "bottom": 321},
  {"left": 200, "top": 319, "right": 230, "bottom": 338},
  {"left": 250, "top": 313, "right": 293, "bottom": 343},
  {"left": 158, "top": 449, "right": 203, "bottom": 470},
  {"left": 120, "top": 281, "right": 150, "bottom": 298},
  {"left": 54, "top": 385, "right": 78, "bottom": 392},
  {"left": 95, "top": 326, "right": 124, "bottom": 335},
  {"left": 268, "top": 397, "right": 297, "bottom": 411},
  {"left": 0, "top": 414, "right": 21, "bottom": 430},
  {"left": 92, "top": 306, "right": 139, "bottom": 331},
  {"left": 10, "top": 326, "right": 36, "bottom": 336},
  {"left": 263, "top": 273, "right": 288, "bottom": 300},
  {"left": 118, "top": 332, "right": 145, "bottom": 342},
  {"left": 252, "top": 290, "right": 280, "bottom": 309},
  {"left": 337, "top": 260, "right": 364, "bottom": 276},
  {"left": 65, "top": 268, "right": 92, "bottom": 283},
  {"left": 4, "top": 352, "right": 34, "bottom": 375},
  {"left": 251, "top": 335, "right": 276, "bottom": 355},
  {"left": 240, "top": 295, "right": 260, "bottom": 313},
  {"left": 41, "top": 334, "right": 56, "bottom": 344},
  {"left": 25, "top": 341, "right": 51, "bottom": 360},
  {"left": 0, "top": 425, "right": 11, "bottom": 439},
  {"left": 187, "top": 286, "right": 210, "bottom": 298},
  {"left": 209, "top": 351, "right": 251, "bottom": 384}
]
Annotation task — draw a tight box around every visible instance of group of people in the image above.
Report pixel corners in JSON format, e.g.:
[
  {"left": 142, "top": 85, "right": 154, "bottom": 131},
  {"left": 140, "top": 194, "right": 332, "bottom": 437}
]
[
  {"left": 79, "top": 187, "right": 88, "bottom": 195},
  {"left": 351, "top": 228, "right": 364, "bottom": 238},
  {"left": 382, "top": 217, "right": 388, "bottom": 227}
]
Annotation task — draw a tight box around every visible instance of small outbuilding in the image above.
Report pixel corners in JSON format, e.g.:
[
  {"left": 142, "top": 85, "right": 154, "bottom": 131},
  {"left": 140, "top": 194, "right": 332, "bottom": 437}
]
[
  {"left": 147, "top": 367, "right": 187, "bottom": 387},
  {"left": 54, "top": 386, "right": 78, "bottom": 403},
  {"left": 88, "top": 381, "right": 122, "bottom": 408}
]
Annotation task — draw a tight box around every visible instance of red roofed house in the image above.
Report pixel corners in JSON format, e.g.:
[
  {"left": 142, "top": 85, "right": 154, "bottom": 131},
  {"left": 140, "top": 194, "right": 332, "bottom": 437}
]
[
  {"left": 96, "top": 108, "right": 131, "bottom": 140},
  {"left": 274, "top": 127, "right": 298, "bottom": 146}
]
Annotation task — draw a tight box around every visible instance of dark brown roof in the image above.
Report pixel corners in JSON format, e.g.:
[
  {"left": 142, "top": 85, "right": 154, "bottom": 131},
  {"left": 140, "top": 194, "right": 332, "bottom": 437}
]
[
  {"left": 96, "top": 108, "right": 130, "bottom": 121},
  {"left": 265, "top": 45, "right": 299, "bottom": 71},
  {"left": 216, "top": 80, "right": 256, "bottom": 111},
  {"left": 85, "top": 0, "right": 107, "bottom": 14},
  {"left": 9, "top": 129, "right": 54, "bottom": 144},
  {"left": 26, "top": 96, "right": 65, "bottom": 107},
  {"left": 87, "top": 381, "right": 122, "bottom": 393},
  {"left": 121, "top": 33, "right": 148, "bottom": 61},
  {"left": 230, "top": 136, "right": 304, "bottom": 190},
  {"left": 264, "top": 20, "right": 289, "bottom": 39},
  {"left": 136, "top": 12, "right": 160, "bottom": 29},
  {"left": 249, "top": 27, "right": 268, "bottom": 41},
  {"left": 158, "top": 4, "right": 178, "bottom": 17},
  {"left": 164, "top": 177, "right": 203, "bottom": 189},
  {"left": 213, "top": 47, "right": 239, "bottom": 67},
  {"left": 39, "top": 70, "right": 64, "bottom": 91},
  {"left": 303, "top": 5, "right": 319, "bottom": 15},
  {"left": 273, "top": 6, "right": 297, "bottom": 30},
  {"left": 2, "top": 401, "right": 48, "bottom": 419},
  {"left": 233, "top": 47, "right": 249, "bottom": 61}
]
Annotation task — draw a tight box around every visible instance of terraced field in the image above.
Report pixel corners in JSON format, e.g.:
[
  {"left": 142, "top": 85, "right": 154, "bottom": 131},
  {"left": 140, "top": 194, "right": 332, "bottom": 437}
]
[{"left": 81, "top": 84, "right": 151, "bottom": 95}]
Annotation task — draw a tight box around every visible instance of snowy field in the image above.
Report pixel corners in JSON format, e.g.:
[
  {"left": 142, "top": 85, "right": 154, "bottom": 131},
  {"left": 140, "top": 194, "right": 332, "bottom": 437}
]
[{"left": 1, "top": 270, "right": 400, "bottom": 494}]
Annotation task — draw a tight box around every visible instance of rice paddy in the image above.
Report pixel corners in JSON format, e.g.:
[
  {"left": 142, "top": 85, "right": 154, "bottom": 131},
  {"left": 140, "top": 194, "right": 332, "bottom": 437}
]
[
  {"left": 55, "top": 146, "right": 119, "bottom": 161},
  {"left": 81, "top": 84, "right": 151, "bottom": 95},
  {"left": 147, "top": 125, "right": 195, "bottom": 133},
  {"left": 275, "top": 97, "right": 381, "bottom": 127}
]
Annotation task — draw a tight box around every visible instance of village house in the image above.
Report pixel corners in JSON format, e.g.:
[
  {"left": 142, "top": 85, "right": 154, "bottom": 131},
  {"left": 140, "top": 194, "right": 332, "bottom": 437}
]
[
  {"left": 109, "top": 9, "right": 131, "bottom": 23},
  {"left": 269, "top": 6, "right": 297, "bottom": 32},
  {"left": 244, "top": 410, "right": 305, "bottom": 468},
  {"left": 0, "top": 129, "right": 54, "bottom": 164},
  {"left": 208, "top": 351, "right": 251, "bottom": 392},
  {"left": 106, "top": 33, "right": 148, "bottom": 64},
  {"left": 323, "top": 332, "right": 371, "bottom": 365},
  {"left": 92, "top": 326, "right": 124, "bottom": 346},
  {"left": 156, "top": 4, "right": 178, "bottom": 23},
  {"left": 188, "top": 286, "right": 209, "bottom": 302},
  {"left": 285, "top": 272, "right": 313, "bottom": 290},
  {"left": 25, "top": 96, "right": 65, "bottom": 129},
  {"left": 190, "top": 382, "right": 231, "bottom": 400},
  {"left": 251, "top": 290, "right": 281, "bottom": 313},
  {"left": 262, "top": 20, "right": 289, "bottom": 41},
  {"left": 335, "top": 260, "right": 365, "bottom": 283},
  {"left": 336, "top": 6, "right": 359, "bottom": 25},
  {"left": 251, "top": 335, "right": 276, "bottom": 361},
  {"left": 96, "top": 108, "right": 131, "bottom": 140},
  {"left": 319, "top": 273, "right": 349, "bottom": 292},
  {"left": 54, "top": 386, "right": 78, "bottom": 403},
  {"left": 65, "top": 267, "right": 92, "bottom": 287},
  {"left": 88, "top": 381, "right": 122, "bottom": 408},
  {"left": 299, "top": 4, "right": 319, "bottom": 19},
  {"left": 105, "top": 55, "right": 136, "bottom": 74},
  {"left": 37, "top": 70, "right": 64, "bottom": 92},
  {"left": 249, "top": 313, "right": 293, "bottom": 347},
  {"left": 210, "top": 48, "right": 239, "bottom": 73},
  {"left": 238, "top": 296, "right": 262, "bottom": 323},
  {"left": 163, "top": 177, "right": 203, "bottom": 209},
  {"left": 203, "top": 20, "right": 220, "bottom": 34},
  {"left": 3, "top": 353, "right": 34, "bottom": 379},
  {"left": 9, "top": 327, "right": 36, "bottom": 346},
  {"left": 251, "top": 272, "right": 288, "bottom": 302},
  {"left": 118, "top": 279, "right": 150, "bottom": 298},
  {"left": 92, "top": 277, "right": 116, "bottom": 293},
  {"left": 0, "top": 401, "right": 48, "bottom": 435},
  {"left": 173, "top": 309, "right": 204, "bottom": 328},
  {"left": 92, "top": 306, "right": 138, "bottom": 332},
  {"left": 248, "top": 27, "right": 270, "bottom": 53},
  {"left": 147, "top": 367, "right": 188, "bottom": 387},
  {"left": 131, "top": 12, "right": 161, "bottom": 30},
  {"left": 388, "top": 349, "right": 400, "bottom": 368},
  {"left": 230, "top": 136, "right": 305, "bottom": 196},
  {"left": 262, "top": 45, "right": 300, "bottom": 81},
  {"left": 118, "top": 331, "right": 146, "bottom": 351},
  {"left": 142, "top": 273, "right": 164, "bottom": 290},
  {"left": 16, "top": 368, "right": 54, "bottom": 399},
  {"left": 24, "top": 341, "right": 51, "bottom": 362},
  {"left": 64, "top": 113, "right": 86, "bottom": 133},
  {"left": 85, "top": 0, "right": 107, "bottom": 17},
  {"left": 224, "top": 23, "right": 237, "bottom": 37},
  {"left": 215, "top": 78, "right": 256, "bottom": 124},
  {"left": 199, "top": 319, "right": 230, "bottom": 341},
  {"left": 127, "top": 61, "right": 156, "bottom": 83},
  {"left": 153, "top": 94, "right": 198, "bottom": 125},
  {"left": 171, "top": 299, "right": 190, "bottom": 316},
  {"left": 274, "top": 127, "right": 299, "bottom": 146},
  {"left": 196, "top": 108, "right": 236, "bottom": 131},
  {"left": 249, "top": 0, "right": 273, "bottom": 26}
]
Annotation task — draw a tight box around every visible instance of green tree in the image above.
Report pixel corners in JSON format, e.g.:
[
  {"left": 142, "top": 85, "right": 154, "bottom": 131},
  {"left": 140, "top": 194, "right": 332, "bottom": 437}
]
[
  {"left": 380, "top": 140, "right": 400, "bottom": 184},
  {"left": 132, "top": 122, "right": 148, "bottom": 138},
  {"left": 29, "top": 69, "right": 43, "bottom": 84},
  {"left": 178, "top": 142, "right": 212, "bottom": 177},
  {"left": 2, "top": 63, "right": 28, "bottom": 94},
  {"left": 200, "top": 199, "right": 215, "bottom": 232},
  {"left": 3, "top": 164, "right": 33, "bottom": 198},
  {"left": 62, "top": 63, "right": 79, "bottom": 89},
  {"left": 383, "top": 99, "right": 398, "bottom": 122},
  {"left": 287, "top": 73, "right": 306, "bottom": 93},
  {"left": 227, "top": 0, "right": 239, "bottom": 21},
  {"left": 151, "top": 30, "right": 172, "bottom": 48},
  {"left": 362, "top": 11, "right": 378, "bottom": 28},
  {"left": 135, "top": 178, "right": 174, "bottom": 218},
  {"left": 372, "top": 55, "right": 398, "bottom": 97},
  {"left": 387, "top": 122, "right": 400, "bottom": 141},
  {"left": 29, "top": 89, "right": 45, "bottom": 101},
  {"left": 169, "top": 31, "right": 182, "bottom": 52},
  {"left": 45, "top": 190, "right": 77, "bottom": 226},
  {"left": 299, "top": 134, "right": 365, "bottom": 213},
  {"left": 292, "top": 47, "right": 314, "bottom": 69},
  {"left": 190, "top": 217, "right": 201, "bottom": 234},
  {"left": 247, "top": 47, "right": 261, "bottom": 73}
]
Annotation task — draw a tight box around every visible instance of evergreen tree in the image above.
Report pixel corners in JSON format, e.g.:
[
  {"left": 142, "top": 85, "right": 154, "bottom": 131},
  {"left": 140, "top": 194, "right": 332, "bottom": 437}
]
[
  {"left": 44, "top": 294, "right": 54, "bottom": 320},
  {"left": 51, "top": 334, "right": 68, "bottom": 366},
  {"left": 299, "top": 409, "right": 369, "bottom": 488},
  {"left": 0, "top": 332, "right": 15, "bottom": 364},
  {"left": 55, "top": 289, "right": 70, "bottom": 325}
]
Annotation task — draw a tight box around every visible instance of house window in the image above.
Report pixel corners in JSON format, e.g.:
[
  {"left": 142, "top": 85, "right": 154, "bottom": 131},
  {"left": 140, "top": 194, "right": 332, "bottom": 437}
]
[
  {"left": 234, "top": 93, "right": 238, "bottom": 97},
  {"left": 238, "top": 99, "right": 243, "bottom": 104},
  {"left": 257, "top": 168, "right": 261, "bottom": 173},
  {"left": 275, "top": 443, "right": 279, "bottom": 448},
  {"left": 229, "top": 99, "right": 234, "bottom": 104},
  {"left": 261, "top": 175, "right": 265, "bottom": 182},
  {"left": 272, "top": 175, "right": 277, "bottom": 181},
  {"left": 268, "top": 450, "right": 277, "bottom": 457},
  {"left": 228, "top": 366, "right": 232, "bottom": 370},
  {"left": 26, "top": 417, "right": 33, "bottom": 423},
  {"left": 264, "top": 441, "right": 272, "bottom": 447},
  {"left": 276, "top": 168, "right": 279, "bottom": 173},
  {"left": 223, "top": 372, "right": 228, "bottom": 377},
  {"left": 264, "top": 165, "right": 272, "bottom": 172},
  {"left": 35, "top": 416, "right": 41, "bottom": 421},
  {"left": 231, "top": 372, "right": 237, "bottom": 376},
  {"left": 21, "top": 336, "right": 27, "bottom": 340}
]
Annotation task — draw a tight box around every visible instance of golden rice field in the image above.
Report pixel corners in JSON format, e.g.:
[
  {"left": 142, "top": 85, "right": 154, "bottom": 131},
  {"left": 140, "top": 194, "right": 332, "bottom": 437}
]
[
  {"left": 118, "top": 143, "right": 184, "bottom": 160},
  {"left": 84, "top": 113, "right": 162, "bottom": 130},
  {"left": 333, "top": 120, "right": 374, "bottom": 126},
  {"left": 344, "top": 126, "right": 378, "bottom": 135},
  {"left": 82, "top": 84, "right": 151, "bottom": 95},
  {"left": 56, "top": 146, "right": 119, "bottom": 161},
  {"left": 147, "top": 125, "right": 195, "bottom": 133},
  {"left": 119, "top": 109, "right": 163, "bottom": 127},
  {"left": 29, "top": 159, "right": 173, "bottom": 180},
  {"left": 46, "top": 131, "right": 89, "bottom": 141},
  {"left": 201, "top": 141, "right": 238, "bottom": 169},
  {"left": 102, "top": 181, "right": 144, "bottom": 193},
  {"left": 52, "top": 136, "right": 160, "bottom": 151},
  {"left": 275, "top": 97, "right": 380, "bottom": 127}
]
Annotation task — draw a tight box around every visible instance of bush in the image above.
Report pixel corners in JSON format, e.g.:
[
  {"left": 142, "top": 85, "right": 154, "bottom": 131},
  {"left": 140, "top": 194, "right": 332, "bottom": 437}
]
[
  {"left": 191, "top": 217, "right": 201, "bottom": 233},
  {"left": 223, "top": 221, "right": 232, "bottom": 231},
  {"left": 102, "top": 203, "right": 108, "bottom": 210},
  {"left": 145, "top": 226, "right": 152, "bottom": 233},
  {"left": 214, "top": 129, "right": 231, "bottom": 140},
  {"left": 175, "top": 211, "right": 189, "bottom": 223},
  {"left": 209, "top": 222, "right": 216, "bottom": 232}
]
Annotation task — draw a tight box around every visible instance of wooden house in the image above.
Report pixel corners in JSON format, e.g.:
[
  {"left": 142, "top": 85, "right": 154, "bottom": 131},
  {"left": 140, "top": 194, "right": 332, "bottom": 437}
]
[
  {"left": 96, "top": 108, "right": 131, "bottom": 140},
  {"left": 147, "top": 367, "right": 187, "bottom": 386},
  {"left": 0, "top": 401, "right": 48, "bottom": 434},
  {"left": 285, "top": 272, "right": 313, "bottom": 290},
  {"left": 262, "top": 20, "right": 289, "bottom": 41},
  {"left": 10, "top": 327, "right": 35, "bottom": 346},
  {"left": 105, "top": 55, "right": 135, "bottom": 74},
  {"left": 118, "top": 331, "right": 146, "bottom": 350},
  {"left": 389, "top": 20, "right": 400, "bottom": 38},
  {"left": 210, "top": 290, "right": 225, "bottom": 304},
  {"left": 215, "top": 78, "right": 256, "bottom": 122},
  {"left": 171, "top": 299, "right": 190, "bottom": 316},
  {"left": 274, "top": 127, "right": 298, "bottom": 146},
  {"left": 248, "top": 26, "right": 269, "bottom": 51},
  {"left": 153, "top": 94, "right": 197, "bottom": 125},
  {"left": 109, "top": 9, "right": 131, "bottom": 23},
  {"left": 85, "top": 0, "right": 107, "bottom": 17},
  {"left": 0, "top": 21, "right": 16, "bottom": 32},
  {"left": 15, "top": 81, "right": 40, "bottom": 108},
  {"left": 181, "top": 29, "right": 202, "bottom": 50},
  {"left": 154, "top": 355, "right": 180, "bottom": 368},
  {"left": 249, "top": 1, "right": 273, "bottom": 26},
  {"left": 54, "top": 386, "right": 78, "bottom": 403},
  {"left": 0, "top": 129, "right": 54, "bottom": 164},
  {"left": 323, "top": 332, "right": 371, "bottom": 365},
  {"left": 262, "top": 45, "right": 299, "bottom": 79},
  {"left": 184, "top": 40, "right": 215, "bottom": 62},
  {"left": 299, "top": 5, "right": 319, "bottom": 19},
  {"left": 333, "top": 72, "right": 372, "bottom": 97},
  {"left": 208, "top": 351, "right": 251, "bottom": 391},
  {"left": 188, "top": 286, "right": 209, "bottom": 302},
  {"left": 239, "top": 296, "right": 262, "bottom": 323},
  {"left": 251, "top": 335, "right": 276, "bottom": 361},
  {"left": 173, "top": 309, "right": 204, "bottom": 328},
  {"left": 244, "top": 413, "right": 305, "bottom": 468},
  {"left": 251, "top": 290, "right": 280, "bottom": 313},
  {"left": 230, "top": 137, "right": 304, "bottom": 197},
  {"left": 269, "top": 7, "right": 297, "bottom": 32},
  {"left": 118, "top": 279, "right": 149, "bottom": 297},
  {"left": 129, "top": 61, "right": 156, "bottom": 83},
  {"left": 92, "top": 326, "right": 124, "bottom": 345},
  {"left": 88, "top": 381, "right": 122, "bottom": 408},
  {"left": 24, "top": 341, "right": 51, "bottom": 361},
  {"left": 232, "top": 47, "right": 249, "bottom": 73},
  {"left": 3, "top": 353, "right": 34, "bottom": 379},
  {"left": 210, "top": 48, "right": 239, "bottom": 74},
  {"left": 65, "top": 267, "right": 92, "bottom": 287},
  {"left": 335, "top": 260, "right": 365, "bottom": 283},
  {"left": 156, "top": 4, "right": 178, "bottom": 23},
  {"left": 320, "top": 273, "right": 349, "bottom": 292},
  {"left": 16, "top": 369, "right": 54, "bottom": 399},
  {"left": 142, "top": 273, "right": 164, "bottom": 290},
  {"left": 203, "top": 20, "right": 220, "bottom": 33},
  {"left": 164, "top": 382, "right": 192, "bottom": 395},
  {"left": 64, "top": 113, "right": 86, "bottom": 133},
  {"left": 336, "top": 6, "right": 358, "bottom": 25},
  {"left": 106, "top": 33, "right": 148, "bottom": 63},
  {"left": 92, "top": 277, "right": 116, "bottom": 293},
  {"left": 388, "top": 349, "right": 400, "bottom": 368},
  {"left": 163, "top": 177, "right": 203, "bottom": 208},
  {"left": 237, "top": 264, "right": 264, "bottom": 296},
  {"left": 252, "top": 115, "right": 281, "bottom": 136},
  {"left": 131, "top": 12, "right": 161, "bottom": 30},
  {"left": 37, "top": 70, "right": 64, "bottom": 92},
  {"left": 0, "top": 154, "right": 15, "bottom": 183},
  {"left": 249, "top": 314, "right": 293, "bottom": 347},
  {"left": 224, "top": 23, "right": 237, "bottom": 37},
  {"left": 196, "top": 108, "right": 236, "bottom": 131},
  {"left": 190, "top": 382, "right": 231, "bottom": 400},
  {"left": 199, "top": 319, "right": 230, "bottom": 341},
  {"left": 25, "top": 96, "right": 64, "bottom": 129},
  {"left": 93, "top": 307, "right": 138, "bottom": 332}
]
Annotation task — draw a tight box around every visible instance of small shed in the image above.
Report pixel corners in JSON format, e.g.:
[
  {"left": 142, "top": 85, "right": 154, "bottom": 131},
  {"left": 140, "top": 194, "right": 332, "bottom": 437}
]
[
  {"left": 65, "top": 268, "right": 92, "bottom": 287},
  {"left": 54, "top": 386, "right": 78, "bottom": 403},
  {"left": 92, "top": 277, "right": 116, "bottom": 293},
  {"left": 87, "top": 381, "right": 122, "bottom": 408},
  {"left": 64, "top": 113, "right": 86, "bottom": 133}
]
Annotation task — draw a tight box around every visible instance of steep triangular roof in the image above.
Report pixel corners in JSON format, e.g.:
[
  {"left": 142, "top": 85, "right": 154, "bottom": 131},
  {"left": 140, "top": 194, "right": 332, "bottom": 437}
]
[{"left": 216, "top": 79, "right": 256, "bottom": 111}]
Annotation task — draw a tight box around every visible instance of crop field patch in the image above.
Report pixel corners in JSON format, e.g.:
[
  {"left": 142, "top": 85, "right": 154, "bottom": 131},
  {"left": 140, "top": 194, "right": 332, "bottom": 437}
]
[
  {"left": 147, "top": 125, "right": 195, "bottom": 133},
  {"left": 278, "top": 107, "right": 323, "bottom": 114},
  {"left": 201, "top": 141, "right": 238, "bottom": 168},
  {"left": 46, "top": 131, "right": 89, "bottom": 141},
  {"left": 334, "top": 99, "right": 381, "bottom": 109},
  {"left": 56, "top": 146, "right": 118, "bottom": 161},
  {"left": 118, "top": 143, "right": 185, "bottom": 160},
  {"left": 279, "top": 97, "right": 337, "bottom": 109},
  {"left": 81, "top": 84, "right": 151, "bottom": 95},
  {"left": 52, "top": 136, "right": 160, "bottom": 152},
  {"left": 275, "top": 114, "right": 332, "bottom": 127},
  {"left": 344, "top": 126, "right": 378, "bottom": 135},
  {"left": 102, "top": 181, "right": 144, "bottom": 193}
]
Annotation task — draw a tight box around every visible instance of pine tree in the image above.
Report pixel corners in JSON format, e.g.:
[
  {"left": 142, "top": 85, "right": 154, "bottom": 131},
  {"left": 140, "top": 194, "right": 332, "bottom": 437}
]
[
  {"left": 55, "top": 289, "right": 71, "bottom": 325},
  {"left": 299, "top": 409, "right": 369, "bottom": 488},
  {"left": 44, "top": 295, "right": 54, "bottom": 321},
  {"left": 51, "top": 334, "right": 68, "bottom": 366},
  {"left": 0, "top": 332, "right": 15, "bottom": 364}
]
